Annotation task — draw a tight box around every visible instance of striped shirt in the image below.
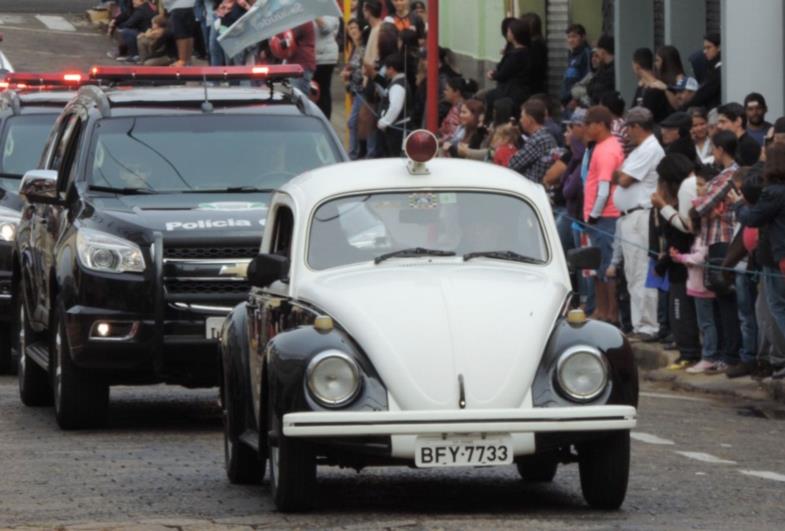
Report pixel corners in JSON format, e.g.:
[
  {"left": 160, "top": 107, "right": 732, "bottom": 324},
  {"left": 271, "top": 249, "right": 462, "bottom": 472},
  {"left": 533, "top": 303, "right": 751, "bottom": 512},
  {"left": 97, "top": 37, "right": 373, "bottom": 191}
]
[{"left": 693, "top": 163, "right": 739, "bottom": 246}]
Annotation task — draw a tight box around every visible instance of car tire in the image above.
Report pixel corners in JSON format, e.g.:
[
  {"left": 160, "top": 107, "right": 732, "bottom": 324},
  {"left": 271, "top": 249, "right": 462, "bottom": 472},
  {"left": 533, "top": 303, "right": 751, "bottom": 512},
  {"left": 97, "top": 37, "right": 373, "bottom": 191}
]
[
  {"left": 578, "top": 430, "right": 630, "bottom": 510},
  {"left": 223, "top": 361, "right": 265, "bottom": 484},
  {"left": 267, "top": 398, "right": 316, "bottom": 512},
  {"left": 52, "top": 305, "right": 109, "bottom": 430},
  {"left": 0, "top": 323, "right": 15, "bottom": 375},
  {"left": 17, "top": 297, "right": 52, "bottom": 407},
  {"left": 516, "top": 454, "right": 558, "bottom": 482}
]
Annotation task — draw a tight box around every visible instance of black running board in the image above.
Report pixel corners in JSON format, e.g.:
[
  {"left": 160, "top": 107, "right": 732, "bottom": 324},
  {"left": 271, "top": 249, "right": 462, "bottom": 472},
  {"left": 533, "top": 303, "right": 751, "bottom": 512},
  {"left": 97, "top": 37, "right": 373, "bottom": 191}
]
[{"left": 25, "top": 342, "right": 49, "bottom": 371}]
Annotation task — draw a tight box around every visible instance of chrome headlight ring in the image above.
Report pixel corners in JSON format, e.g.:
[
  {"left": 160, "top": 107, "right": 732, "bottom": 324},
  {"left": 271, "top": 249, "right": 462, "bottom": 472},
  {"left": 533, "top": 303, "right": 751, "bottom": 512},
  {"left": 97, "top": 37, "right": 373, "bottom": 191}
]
[
  {"left": 555, "top": 345, "right": 609, "bottom": 403},
  {"left": 305, "top": 349, "right": 363, "bottom": 408}
]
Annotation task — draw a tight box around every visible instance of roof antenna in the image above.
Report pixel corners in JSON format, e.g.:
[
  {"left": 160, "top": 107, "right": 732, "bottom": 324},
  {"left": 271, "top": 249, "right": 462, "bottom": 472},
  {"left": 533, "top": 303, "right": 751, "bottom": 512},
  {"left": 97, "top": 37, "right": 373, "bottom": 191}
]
[{"left": 201, "top": 73, "right": 213, "bottom": 113}]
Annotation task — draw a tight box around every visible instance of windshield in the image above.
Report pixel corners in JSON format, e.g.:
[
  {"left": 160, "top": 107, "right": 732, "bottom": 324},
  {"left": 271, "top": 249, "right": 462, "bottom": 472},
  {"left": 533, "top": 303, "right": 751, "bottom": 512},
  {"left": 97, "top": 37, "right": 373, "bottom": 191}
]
[
  {"left": 308, "top": 191, "right": 549, "bottom": 270},
  {"left": 0, "top": 114, "right": 56, "bottom": 189},
  {"left": 87, "top": 115, "right": 340, "bottom": 193}
]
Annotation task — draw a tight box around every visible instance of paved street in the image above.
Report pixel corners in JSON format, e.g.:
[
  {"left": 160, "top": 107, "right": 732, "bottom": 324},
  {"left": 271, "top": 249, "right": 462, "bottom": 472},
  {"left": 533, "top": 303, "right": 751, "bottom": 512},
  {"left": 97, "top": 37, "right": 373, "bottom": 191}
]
[{"left": 1, "top": 376, "right": 784, "bottom": 529}]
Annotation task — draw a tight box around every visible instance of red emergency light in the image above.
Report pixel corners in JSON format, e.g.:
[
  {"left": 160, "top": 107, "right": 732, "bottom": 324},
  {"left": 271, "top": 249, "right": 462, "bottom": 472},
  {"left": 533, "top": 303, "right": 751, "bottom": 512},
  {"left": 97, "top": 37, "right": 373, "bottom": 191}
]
[
  {"left": 89, "top": 65, "right": 304, "bottom": 83},
  {"left": 1, "top": 71, "right": 85, "bottom": 88}
]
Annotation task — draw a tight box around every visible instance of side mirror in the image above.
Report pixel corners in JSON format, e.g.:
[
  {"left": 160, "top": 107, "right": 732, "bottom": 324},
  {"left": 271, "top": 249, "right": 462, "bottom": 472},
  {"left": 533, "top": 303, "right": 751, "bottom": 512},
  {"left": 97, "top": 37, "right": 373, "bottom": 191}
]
[
  {"left": 19, "top": 170, "right": 59, "bottom": 205},
  {"left": 567, "top": 246, "right": 602, "bottom": 270},
  {"left": 247, "top": 253, "right": 290, "bottom": 288}
]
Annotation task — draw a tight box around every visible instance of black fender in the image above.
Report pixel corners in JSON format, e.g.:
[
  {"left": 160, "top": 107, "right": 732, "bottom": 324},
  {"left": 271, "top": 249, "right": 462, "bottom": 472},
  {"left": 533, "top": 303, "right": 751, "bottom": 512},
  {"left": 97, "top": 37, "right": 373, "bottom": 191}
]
[
  {"left": 266, "top": 325, "right": 387, "bottom": 420},
  {"left": 220, "top": 303, "right": 258, "bottom": 438},
  {"left": 533, "top": 318, "right": 639, "bottom": 408}
]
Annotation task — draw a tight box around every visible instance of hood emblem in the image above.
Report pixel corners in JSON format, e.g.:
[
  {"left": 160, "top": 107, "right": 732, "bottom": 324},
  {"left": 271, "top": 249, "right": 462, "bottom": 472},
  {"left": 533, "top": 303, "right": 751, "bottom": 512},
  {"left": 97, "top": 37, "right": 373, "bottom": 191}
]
[
  {"left": 458, "top": 374, "right": 466, "bottom": 409},
  {"left": 219, "top": 263, "right": 249, "bottom": 277}
]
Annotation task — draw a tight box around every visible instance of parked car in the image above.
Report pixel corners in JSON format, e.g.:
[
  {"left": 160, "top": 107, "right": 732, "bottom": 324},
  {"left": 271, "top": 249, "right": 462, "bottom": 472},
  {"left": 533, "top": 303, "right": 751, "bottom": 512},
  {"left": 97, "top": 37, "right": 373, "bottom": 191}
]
[
  {"left": 14, "top": 65, "right": 346, "bottom": 430},
  {"left": 220, "top": 131, "right": 639, "bottom": 512}
]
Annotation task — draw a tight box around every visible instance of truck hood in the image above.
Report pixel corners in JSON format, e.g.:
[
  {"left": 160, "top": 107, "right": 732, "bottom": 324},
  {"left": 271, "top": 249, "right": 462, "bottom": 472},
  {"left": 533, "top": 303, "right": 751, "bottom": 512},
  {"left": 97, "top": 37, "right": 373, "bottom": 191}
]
[
  {"left": 298, "top": 263, "right": 569, "bottom": 411},
  {"left": 84, "top": 193, "right": 269, "bottom": 241}
]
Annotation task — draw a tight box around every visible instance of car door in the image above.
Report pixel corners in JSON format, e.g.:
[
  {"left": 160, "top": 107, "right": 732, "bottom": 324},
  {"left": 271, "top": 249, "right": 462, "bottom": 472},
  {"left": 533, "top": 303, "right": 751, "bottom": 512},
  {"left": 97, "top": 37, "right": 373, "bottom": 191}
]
[
  {"left": 31, "top": 114, "right": 82, "bottom": 326},
  {"left": 248, "top": 201, "right": 295, "bottom": 424}
]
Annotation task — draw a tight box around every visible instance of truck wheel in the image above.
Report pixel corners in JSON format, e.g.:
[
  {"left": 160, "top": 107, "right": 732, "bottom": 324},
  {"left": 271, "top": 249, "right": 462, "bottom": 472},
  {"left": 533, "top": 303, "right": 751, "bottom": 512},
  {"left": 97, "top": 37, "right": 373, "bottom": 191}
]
[
  {"left": 267, "top": 398, "right": 316, "bottom": 512},
  {"left": 52, "top": 307, "right": 109, "bottom": 430},
  {"left": 578, "top": 430, "right": 630, "bottom": 510},
  {"left": 0, "top": 324, "right": 14, "bottom": 375},
  {"left": 516, "top": 454, "right": 558, "bottom": 482},
  {"left": 17, "top": 297, "right": 52, "bottom": 406},
  {"left": 223, "top": 360, "right": 264, "bottom": 484}
]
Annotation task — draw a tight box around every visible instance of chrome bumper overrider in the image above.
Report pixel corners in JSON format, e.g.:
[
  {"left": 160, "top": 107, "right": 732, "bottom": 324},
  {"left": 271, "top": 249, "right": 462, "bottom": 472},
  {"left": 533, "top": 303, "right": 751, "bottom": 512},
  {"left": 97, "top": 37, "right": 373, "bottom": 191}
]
[{"left": 283, "top": 405, "right": 637, "bottom": 437}]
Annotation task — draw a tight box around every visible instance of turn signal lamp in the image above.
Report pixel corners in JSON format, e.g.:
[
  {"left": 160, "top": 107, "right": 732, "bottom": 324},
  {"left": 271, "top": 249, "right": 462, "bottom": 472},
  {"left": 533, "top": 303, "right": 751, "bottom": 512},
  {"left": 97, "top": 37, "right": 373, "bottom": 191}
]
[
  {"left": 2, "top": 71, "right": 85, "bottom": 88},
  {"left": 89, "top": 64, "right": 304, "bottom": 83},
  {"left": 404, "top": 129, "right": 439, "bottom": 175},
  {"left": 566, "top": 309, "right": 587, "bottom": 325},
  {"left": 314, "top": 316, "right": 334, "bottom": 333}
]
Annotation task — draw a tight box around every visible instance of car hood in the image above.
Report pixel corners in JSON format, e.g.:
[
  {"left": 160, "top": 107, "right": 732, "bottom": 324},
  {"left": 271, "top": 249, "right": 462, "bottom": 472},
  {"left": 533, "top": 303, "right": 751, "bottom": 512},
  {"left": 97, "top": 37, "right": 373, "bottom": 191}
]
[
  {"left": 298, "top": 263, "right": 569, "bottom": 411},
  {"left": 85, "top": 193, "right": 269, "bottom": 240}
]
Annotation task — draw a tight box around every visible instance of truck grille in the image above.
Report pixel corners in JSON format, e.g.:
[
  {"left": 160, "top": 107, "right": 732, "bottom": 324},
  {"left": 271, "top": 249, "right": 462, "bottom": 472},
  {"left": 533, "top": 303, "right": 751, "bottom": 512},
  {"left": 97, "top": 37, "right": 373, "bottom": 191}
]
[
  {"left": 165, "top": 280, "right": 251, "bottom": 296},
  {"left": 163, "top": 246, "right": 258, "bottom": 260}
]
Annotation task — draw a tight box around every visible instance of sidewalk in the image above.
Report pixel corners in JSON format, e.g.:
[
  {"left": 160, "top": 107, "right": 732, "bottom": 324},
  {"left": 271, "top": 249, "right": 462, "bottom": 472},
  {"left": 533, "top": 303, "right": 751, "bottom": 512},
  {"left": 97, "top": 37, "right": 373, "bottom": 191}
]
[{"left": 632, "top": 340, "right": 785, "bottom": 404}]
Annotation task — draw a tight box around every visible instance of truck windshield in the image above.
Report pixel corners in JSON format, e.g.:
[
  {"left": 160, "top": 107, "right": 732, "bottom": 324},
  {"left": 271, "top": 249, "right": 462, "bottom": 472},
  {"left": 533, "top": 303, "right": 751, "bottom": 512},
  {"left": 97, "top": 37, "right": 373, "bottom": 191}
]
[
  {"left": 87, "top": 115, "right": 340, "bottom": 193},
  {"left": 0, "top": 114, "right": 56, "bottom": 188},
  {"left": 308, "top": 191, "right": 549, "bottom": 270}
]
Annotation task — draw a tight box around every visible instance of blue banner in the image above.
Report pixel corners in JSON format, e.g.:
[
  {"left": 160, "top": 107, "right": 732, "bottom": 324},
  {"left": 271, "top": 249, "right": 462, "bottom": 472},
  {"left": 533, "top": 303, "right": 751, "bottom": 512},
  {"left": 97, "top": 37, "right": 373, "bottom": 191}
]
[{"left": 217, "top": 0, "right": 341, "bottom": 59}]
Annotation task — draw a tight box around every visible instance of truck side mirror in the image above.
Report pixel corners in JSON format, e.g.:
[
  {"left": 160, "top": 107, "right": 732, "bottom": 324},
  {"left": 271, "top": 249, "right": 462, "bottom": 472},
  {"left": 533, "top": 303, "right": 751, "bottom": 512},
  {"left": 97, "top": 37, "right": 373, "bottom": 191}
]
[
  {"left": 247, "top": 253, "right": 290, "bottom": 288},
  {"left": 19, "top": 170, "right": 59, "bottom": 205},
  {"left": 567, "top": 247, "right": 602, "bottom": 270}
]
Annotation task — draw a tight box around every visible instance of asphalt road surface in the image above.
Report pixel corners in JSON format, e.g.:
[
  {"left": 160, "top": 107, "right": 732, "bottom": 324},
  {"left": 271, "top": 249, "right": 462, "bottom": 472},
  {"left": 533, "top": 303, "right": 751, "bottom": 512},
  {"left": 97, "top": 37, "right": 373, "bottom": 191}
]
[{"left": 1, "top": 376, "right": 784, "bottom": 529}]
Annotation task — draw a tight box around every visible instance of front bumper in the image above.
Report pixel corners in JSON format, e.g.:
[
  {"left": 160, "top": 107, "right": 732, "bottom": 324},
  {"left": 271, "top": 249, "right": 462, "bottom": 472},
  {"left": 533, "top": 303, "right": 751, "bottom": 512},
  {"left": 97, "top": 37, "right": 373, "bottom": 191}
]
[{"left": 283, "top": 405, "right": 637, "bottom": 437}]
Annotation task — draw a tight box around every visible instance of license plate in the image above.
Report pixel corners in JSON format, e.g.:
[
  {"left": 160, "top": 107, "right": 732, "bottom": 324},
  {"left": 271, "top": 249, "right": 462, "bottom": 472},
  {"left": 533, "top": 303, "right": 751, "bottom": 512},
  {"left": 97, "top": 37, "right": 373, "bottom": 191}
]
[
  {"left": 205, "top": 317, "right": 224, "bottom": 340},
  {"left": 414, "top": 435, "right": 513, "bottom": 468}
]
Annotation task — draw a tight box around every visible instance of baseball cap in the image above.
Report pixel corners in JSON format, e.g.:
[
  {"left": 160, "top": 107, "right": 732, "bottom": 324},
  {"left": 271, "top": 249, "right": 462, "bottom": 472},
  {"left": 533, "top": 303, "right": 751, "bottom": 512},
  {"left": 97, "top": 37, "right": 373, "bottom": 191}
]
[
  {"left": 562, "top": 107, "right": 588, "bottom": 125},
  {"left": 625, "top": 106, "right": 653, "bottom": 126},
  {"left": 668, "top": 76, "right": 699, "bottom": 92}
]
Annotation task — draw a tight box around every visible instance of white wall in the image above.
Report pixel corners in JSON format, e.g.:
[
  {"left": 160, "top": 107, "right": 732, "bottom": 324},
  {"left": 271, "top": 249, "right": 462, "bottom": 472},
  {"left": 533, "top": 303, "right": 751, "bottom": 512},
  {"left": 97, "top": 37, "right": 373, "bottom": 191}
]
[{"left": 722, "top": 0, "right": 784, "bottom": 117}]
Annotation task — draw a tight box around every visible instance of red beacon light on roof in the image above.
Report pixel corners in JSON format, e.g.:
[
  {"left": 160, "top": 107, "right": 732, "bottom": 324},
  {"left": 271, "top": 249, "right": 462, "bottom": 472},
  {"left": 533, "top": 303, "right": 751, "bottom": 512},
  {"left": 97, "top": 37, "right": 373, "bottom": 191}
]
[
  {"left": 89, "top": 64, "right": 304, "bottom": 83},
  {"left": 2, "top": 71, "right": 84, "bottom": 90},
  {"left": 404, "top": 129, "right": 439, "bottom": 175}
]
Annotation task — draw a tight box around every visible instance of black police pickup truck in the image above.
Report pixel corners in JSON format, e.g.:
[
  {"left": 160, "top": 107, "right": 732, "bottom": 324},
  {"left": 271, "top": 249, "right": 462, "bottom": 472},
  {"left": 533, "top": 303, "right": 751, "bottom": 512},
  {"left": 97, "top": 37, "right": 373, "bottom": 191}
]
[
  {"left": 0, "top": 72, "right": 85, "bottom": 374},
  {"left": 14, "top": 65, "right": 346, "bottom": 429}
]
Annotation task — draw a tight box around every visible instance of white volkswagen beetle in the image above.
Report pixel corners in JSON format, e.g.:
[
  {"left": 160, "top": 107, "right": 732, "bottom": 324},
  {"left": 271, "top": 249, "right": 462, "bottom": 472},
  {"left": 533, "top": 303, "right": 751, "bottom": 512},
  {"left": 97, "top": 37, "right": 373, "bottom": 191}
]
[{"left": 220, "top": 132, "right": 638, "bottom": 512}]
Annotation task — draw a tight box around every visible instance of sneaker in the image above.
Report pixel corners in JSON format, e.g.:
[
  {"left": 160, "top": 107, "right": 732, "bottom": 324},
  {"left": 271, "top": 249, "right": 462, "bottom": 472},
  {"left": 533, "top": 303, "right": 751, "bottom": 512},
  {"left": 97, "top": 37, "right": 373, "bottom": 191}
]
[
  {"left": 726, "top": 361, "right": 757, "bottom": 379},
  {"left": 686, "top": 360, "right": 719, "bottom": 374},
  {"left": 711, "top": 361, "right": 730, "bottom": 374},
  {"left": 642, "top": 333, "right": 662, "bottom": 343},
  {"left": 667, "top": 359, "right": 692, "bottom": 371}
]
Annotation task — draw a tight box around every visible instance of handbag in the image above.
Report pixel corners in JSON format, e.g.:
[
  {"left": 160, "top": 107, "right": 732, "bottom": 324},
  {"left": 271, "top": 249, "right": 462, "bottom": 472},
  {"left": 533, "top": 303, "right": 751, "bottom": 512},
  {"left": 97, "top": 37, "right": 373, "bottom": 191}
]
[{"left": 704, "top": 242, "right": 734, "bottom": 296}]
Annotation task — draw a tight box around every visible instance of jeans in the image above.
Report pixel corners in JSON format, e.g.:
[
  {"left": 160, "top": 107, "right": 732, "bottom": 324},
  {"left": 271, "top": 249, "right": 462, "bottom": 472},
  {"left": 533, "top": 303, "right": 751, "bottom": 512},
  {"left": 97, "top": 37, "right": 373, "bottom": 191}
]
[
  {"left": 117, "top": 28, "right": 139, "bottom": 56},
  {"left": 585, "top": 217, "right": 617, "bottom": 282},
  {"left": 735, "top": 272, "right": 759, "bottom": 363},
  {"left": 694, "top": 297, "right": 719, "bottom": 361},
  {"left": 669, "top": 281, "right": 701, "bottom": 361},
  {"left": 208, "top": 26, "right": 226, "bottom": 66},
  {"left": 758, "top": 274, "right": 785, "bottom": 368},
  {"left": 716, "top": 291, "right": 741, "bottom": 364},
  {"left": 763, "top": 266, "right": 785, "bottom": 350},
  {"left": 572, "top": 228, "right": 596, "bottom": 315},
  {"left": 553, "top": 207, "right": 575, "bottom": 256},
  {"left": 366, "top": 129, "right": 384, "bottom": 159},
  {"left": 348, "top": 94, "right": 363, "bottom": 160}
]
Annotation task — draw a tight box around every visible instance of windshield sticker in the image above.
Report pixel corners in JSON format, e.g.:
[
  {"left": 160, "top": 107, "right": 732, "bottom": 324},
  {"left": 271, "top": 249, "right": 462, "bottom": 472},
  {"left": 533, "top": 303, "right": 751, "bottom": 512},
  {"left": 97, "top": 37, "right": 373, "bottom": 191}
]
[
  {"left": 198, "top": 202, "right": 267, "bottom": 211},
  {"left": 165, "top": 219, "right": 261, "bottom": 231},
  {"left": 408, "top": 193, "right": 438, "bottom": 209}
]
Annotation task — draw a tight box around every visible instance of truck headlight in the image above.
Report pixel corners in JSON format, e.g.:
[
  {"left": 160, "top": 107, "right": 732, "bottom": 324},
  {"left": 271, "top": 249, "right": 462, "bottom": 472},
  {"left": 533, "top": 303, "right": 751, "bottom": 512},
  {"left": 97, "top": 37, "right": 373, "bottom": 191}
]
[
  {"left": 76, "top": 228, "right": 146, "bottom": 273},
  {"left": 556, "top": 346, "right": 608, "bottom": 402},
  {"left": 306, "top": 350, "right": 362, "bottom": 407},
  {"left": 0, "top": 211, "right": 20, "bottom": 242}
]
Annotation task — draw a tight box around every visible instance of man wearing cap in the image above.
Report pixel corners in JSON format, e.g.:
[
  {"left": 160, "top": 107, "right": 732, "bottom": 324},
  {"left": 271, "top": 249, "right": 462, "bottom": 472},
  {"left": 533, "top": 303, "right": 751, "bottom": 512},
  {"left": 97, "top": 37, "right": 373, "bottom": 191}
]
[
  {"left": 668, "top": 76, "right": 699, "bottom": 111},
  {"left": 660, "top": 111, "right": 698, "bottom": 163},
  {"left": 587, "top": 34, "right": 615, "bottom": 105},
  {"left": 716, "top": 102, "right": 761, "bottom": 166},
  {"left": 609, "top": 107, "right": 664, "bottom": 339},
  {"left": 744, "top": 93, "right": 772, "bottom": 147}
]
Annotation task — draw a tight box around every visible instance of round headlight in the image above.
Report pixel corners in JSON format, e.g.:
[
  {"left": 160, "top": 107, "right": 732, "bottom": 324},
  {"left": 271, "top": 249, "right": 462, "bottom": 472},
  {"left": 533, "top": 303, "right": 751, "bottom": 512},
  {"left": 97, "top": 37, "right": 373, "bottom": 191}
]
[
  {"left": 306, "top": 350, "right": 362, "bottom": 407},
  {"left": 556, "top": 346, "right": 608, "bottom": 402},
  {"left": 91, "top": 248, "right": 118, "bottom": 270},
  {"left": 0, "top": 222, "right": 16, "bottom": 242}
]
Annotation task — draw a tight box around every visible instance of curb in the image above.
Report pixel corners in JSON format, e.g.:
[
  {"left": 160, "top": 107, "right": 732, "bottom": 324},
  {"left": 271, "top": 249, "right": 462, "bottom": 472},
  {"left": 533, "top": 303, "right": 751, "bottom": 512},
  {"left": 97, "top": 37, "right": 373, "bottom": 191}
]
[{"left": 632, "top": 341, "right": 785, "bottom": 404}]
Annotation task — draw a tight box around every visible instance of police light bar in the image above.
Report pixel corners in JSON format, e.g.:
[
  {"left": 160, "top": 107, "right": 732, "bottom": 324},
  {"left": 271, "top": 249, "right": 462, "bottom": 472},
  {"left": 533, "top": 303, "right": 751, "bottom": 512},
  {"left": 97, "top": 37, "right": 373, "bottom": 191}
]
[
  {"left": 1, "top": 71, "right": 85, "bottom": 88},
  {"left": 89, "top": 65, "right": 304, "bottom": 83}
]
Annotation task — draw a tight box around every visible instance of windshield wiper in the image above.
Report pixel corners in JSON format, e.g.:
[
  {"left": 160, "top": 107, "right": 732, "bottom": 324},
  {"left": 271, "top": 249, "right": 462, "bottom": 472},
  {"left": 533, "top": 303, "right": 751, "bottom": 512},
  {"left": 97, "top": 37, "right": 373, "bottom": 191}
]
[
  {"left": 374, "top": 247, "right": 456, "bottom": 265},
  {"left": 0, "top": 172, "right": 22, "bottom": 180},
  {"left": 88, "top": 185, "right": 156, "bottom": 195},
  {"left": 181, "top": 186, "right": 276, "bottom": 194},
  {"left": 463, "top": 250, "right": 543, "bottom": 264}
]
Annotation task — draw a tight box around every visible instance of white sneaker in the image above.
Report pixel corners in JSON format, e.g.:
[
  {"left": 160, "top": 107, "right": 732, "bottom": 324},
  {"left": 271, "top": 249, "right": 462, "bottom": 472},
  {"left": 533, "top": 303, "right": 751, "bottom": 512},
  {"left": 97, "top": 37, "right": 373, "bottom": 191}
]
[{"left": 686, "top": 360, "right": 718, "bottom": 374}]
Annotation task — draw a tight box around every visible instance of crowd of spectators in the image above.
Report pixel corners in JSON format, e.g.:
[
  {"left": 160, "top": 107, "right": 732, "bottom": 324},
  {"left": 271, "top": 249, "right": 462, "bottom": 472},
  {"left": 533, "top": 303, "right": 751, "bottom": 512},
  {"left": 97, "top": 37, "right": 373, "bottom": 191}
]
[{"left": 100, "top": 1, "right": 785, "bottom": 380}]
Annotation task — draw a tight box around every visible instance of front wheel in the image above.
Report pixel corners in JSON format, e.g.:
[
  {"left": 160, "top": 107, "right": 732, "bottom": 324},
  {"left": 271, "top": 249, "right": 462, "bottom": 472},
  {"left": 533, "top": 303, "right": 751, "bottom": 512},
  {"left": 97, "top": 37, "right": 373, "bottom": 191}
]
[
  {"left": 267, "top": 398, "right": 316, "bottom": 512},
  {"left": 223, "top": 360, "right": 265, "bottom": 484},
  {"left": 578, "top": 430, "right": 630, "bottom": 510},
  {"left": 52, "top": 305, "right": 109, "bottom": 430},
  {"left": 17, "top": 296, "right": 52, "bottom": 406}
]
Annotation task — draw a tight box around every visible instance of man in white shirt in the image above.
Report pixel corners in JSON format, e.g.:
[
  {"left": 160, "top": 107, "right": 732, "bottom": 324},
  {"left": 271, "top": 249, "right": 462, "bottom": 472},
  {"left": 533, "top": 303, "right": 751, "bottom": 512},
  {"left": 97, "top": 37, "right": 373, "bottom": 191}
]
[
  {"left": 610, "top": 107, "right": 664, "bottom": 339},
  {"left": 377, "top": 53, "right": 410, "bottom": 156}
]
